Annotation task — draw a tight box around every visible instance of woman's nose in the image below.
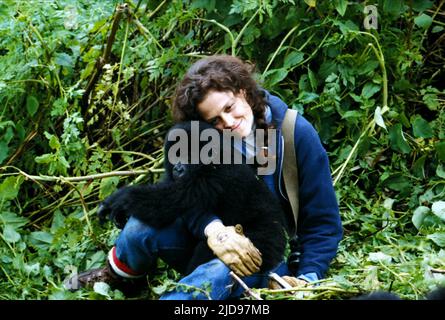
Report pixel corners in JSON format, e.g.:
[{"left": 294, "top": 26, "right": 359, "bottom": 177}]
[{"left": 220, "top": 113, "right": 234, "bottom": 128}]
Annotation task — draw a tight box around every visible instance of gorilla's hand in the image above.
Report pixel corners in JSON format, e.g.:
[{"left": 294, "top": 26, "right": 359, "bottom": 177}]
[{"left": 97, "top": 188, "right": 133, "bottom": 229}]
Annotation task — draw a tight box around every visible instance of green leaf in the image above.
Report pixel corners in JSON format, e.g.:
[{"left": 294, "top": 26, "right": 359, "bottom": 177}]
[
  {"left": 383, "top": 175, "right": 411, "bottom": 193},
  {"left": 93, "top": 282, "right": 111, "bottom": 297},
  {"left": 412, "top": 155, "right": 427, "bottom": 178},
  {"left": 55, "top": 53, "right": 73, "bottom": 68},
  {"left": 389, "top": 124, "right": 411, "bottom": 154},
  {"left": 432, "top": 201, "right": 445, "bottom": 221},
  {"left": 86, "top": 251, "right": 106, "bottom": 270},
  {"left": 412, "top": 206, "right": 430, "bottom": 230},
  {"left": 427, "top": 233, "right": 445, "bottom": 247},
  {"left": 411, "top": 115, "right": 433, "bottom": 138},
  {"left": 334, "top": 0, "right": 348, "bottom": 16},
  {"left": 263, "top": 68, "right": 288, "bottom": 86},
  {"left": 152, "top": 283, "right": 169, "bottom": 295},
  {"left": 0, "top": 212, "right": 29, "bottom": 230},
  {"left": 325, "top": 73, "right": 338, "bottom": 83},
  {"left": 35, "top": 153, "right": 55, "bottom": 164},
  {"left": 30, "top": 231, "right": 53, "bottom": 243},
  {"left": 383, "top": 0, "right": 405, "bottom": 16},
  {"left": 368, "top": 252, "right": 392, "bottom": 264},
  {"left": 435, "top": 141, "right": 445, "bottom": 162},
  {"left": 358, "top": 60, "right": 379, "bottom": 76},
  {"left": 284, "top": 51, "right": 304, "bottom": 69},
  {"left": 432, "top": 26, "right": 444, "bottom": 33},
  {"left": 0, "top": 141, "right": 9, "bottom": 165},
  {"left": 24, "top": 262, "right": 40, "bottom": 276},
  {"left": 414, "top": 14, "right": 433, "bottom": 29},
  {"left": 412, "top": 0, "right": 434, "bottom": 12},
  {"left": 374, "top": 106, "right": 387, "bottom": 130},
  {"left": 423, "top": 92, "right": 439, "bottom": 110},
  {"left": 437, "top": 165, "right": 445, "bottom": 179},
  {"left": 298, "top": 91, "right": 319, "bottom": 104},
  {"left": 241, "top": 25, "right": 260, "bottom": 46},
  {"left": 334, "top": 20, "right": 359, "bottom": 35},
  {"left": 422, "top": 214, "right": 443, "bottom": 228},
  {"left": 304, "top": 0, "right": 316, "bottom": 8},
  {"left": 51, "top": 98, "right": 68, "bottom": 117},
  {"left": 0, "top": 176, "right": 24, "bottom": 201},
  {"left": 319, "top": 62, "right": 338, "bottom": 80},
  {"left": 2, "top": 126, "right": 14, "bottom": 144},
  {"left": 26, "top": 95, "right": 39, "bottom": 117},
  {"left": 307, "top": 67, "right": 318, "bottom": 91},
  {"left": 342, "top": 110, "right": 362, "bottom": 119},
  {"left": 3, "top": 225, "right": 21, "bottom": 243},
  {"left": 29, "top": 231, "right": 54, "bottom": 250},
  {"left": 50, "top": 211, "right": 66, "bottom": 234},
  {"left": 190, "top": 0, "right": 216, "bottom": 11},
  {"left": 99, "top": 177, "right": 120, "bottom": 199},
  {"left": 362, "top": 83, "right": 380, "bottom": 99},
  {"left": 44, "top": 132, "right": 60, "bottom": 150},
  {"left": 299, "top": 74, "right": 310, "bottom": 92},
  {"left": 49, "top": 290, "right": 71, "bottom": 300}
]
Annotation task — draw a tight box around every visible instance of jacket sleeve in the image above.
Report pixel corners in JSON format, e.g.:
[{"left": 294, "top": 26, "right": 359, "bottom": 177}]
[
  {"left": 292, "top": 114, "right": 343, "bottom": 279},
  {"left": 180, "top": 210, "right": 221, "bottom": 239}
]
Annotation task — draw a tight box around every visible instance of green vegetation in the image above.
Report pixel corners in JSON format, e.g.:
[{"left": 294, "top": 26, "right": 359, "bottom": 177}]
[{"left": 0, "top": 0, "right": 444, "bottom": 300}]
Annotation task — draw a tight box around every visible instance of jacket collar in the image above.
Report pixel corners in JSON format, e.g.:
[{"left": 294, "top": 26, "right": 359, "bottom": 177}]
[{"left": 263, "top": 89, "right": 288, "bottom": 129}]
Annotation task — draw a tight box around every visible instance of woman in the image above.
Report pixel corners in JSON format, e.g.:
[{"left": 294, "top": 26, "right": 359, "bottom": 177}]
[{"left": 66, "top": 55, "right": 342, "bottom": 300}]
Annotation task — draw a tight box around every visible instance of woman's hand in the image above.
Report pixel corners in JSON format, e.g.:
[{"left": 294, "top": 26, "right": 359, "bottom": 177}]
[
  {"left": 268, "top": 276, "right": 309, "bottom": 289},
  {"left": 205, "top": 221, "right": 262, "bottom": 277}
]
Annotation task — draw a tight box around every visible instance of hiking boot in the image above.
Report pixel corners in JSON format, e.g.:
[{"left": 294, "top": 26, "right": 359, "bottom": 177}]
[{"left": 64, "top": 261, "right": 146, "bottom": 297}]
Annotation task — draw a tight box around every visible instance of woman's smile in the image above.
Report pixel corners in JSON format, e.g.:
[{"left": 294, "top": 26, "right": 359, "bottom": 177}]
[{"left": 197, "top": 90, "right": 254, "bottom": 138}]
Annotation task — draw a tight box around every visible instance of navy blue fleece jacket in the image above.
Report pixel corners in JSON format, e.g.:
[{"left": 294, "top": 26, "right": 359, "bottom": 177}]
[{"left": 181, "top": 91, "right": 343, "bottom": 279}]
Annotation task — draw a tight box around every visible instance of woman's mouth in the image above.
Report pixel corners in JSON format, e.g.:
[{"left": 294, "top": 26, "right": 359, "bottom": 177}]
[{"left": 231, "top": 120, "right": 242, "bottom": 131}]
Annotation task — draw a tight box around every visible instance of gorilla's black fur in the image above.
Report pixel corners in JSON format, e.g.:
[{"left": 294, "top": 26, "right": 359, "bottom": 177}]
[{"left": 98, "top": 121, "right": 287, "bottom": 274}]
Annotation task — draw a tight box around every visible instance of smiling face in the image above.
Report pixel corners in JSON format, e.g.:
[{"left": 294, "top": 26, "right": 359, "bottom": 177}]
[{"left": 197, "top": 90, "right": 254, "bottom": 138}]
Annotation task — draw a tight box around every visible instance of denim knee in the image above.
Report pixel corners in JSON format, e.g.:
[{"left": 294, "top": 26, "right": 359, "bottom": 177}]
[
  {"left": 118, "top": 217, "right": 157, "bottom": 250},
  {"left": 114, "top": 217, "right": 158, "bottom": 272},
  {"left": 160, "top": 258, "right": 234, "bottom": 300}
]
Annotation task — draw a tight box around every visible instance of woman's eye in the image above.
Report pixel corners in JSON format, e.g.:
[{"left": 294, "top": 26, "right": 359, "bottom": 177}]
[{"left": 210, "top": 118, "right": 219, "bottom": 126}]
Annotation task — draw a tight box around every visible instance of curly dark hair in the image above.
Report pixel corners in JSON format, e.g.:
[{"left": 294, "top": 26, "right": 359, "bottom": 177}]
[{"left": 172, "top": 55, "right": 269, "bottom": 132}]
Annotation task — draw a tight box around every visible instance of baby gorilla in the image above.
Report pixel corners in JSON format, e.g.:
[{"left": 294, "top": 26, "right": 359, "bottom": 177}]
[{"left": 98, "top": 121, "right": 287, "bottom": 274}]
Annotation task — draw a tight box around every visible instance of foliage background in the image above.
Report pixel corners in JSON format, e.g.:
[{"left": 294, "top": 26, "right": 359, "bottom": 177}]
[{"left": 0, "top": 0, "right": 444, "bottom": 299}]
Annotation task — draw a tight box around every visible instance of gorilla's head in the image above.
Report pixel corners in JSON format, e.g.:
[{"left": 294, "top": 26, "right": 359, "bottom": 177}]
[{"left": 163, "top": 121, "right": 242, "bottom": 181}]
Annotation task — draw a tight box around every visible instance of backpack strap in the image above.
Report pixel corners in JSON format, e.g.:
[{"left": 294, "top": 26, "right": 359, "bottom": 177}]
[{"left": 281, "top": 109, "right": 299, "bottom": 232}]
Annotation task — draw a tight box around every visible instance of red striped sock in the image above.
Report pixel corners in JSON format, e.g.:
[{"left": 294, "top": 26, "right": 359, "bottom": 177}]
[{"left": 108, "top": 247, "right": 145, "bottom": 279}]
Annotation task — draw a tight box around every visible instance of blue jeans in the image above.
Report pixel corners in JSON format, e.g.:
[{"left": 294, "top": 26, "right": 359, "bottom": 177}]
[{"left": 114, "top": 216, "right": 290, "bottom": 300}]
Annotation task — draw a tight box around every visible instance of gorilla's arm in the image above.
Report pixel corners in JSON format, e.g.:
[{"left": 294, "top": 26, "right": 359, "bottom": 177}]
[{"left": 98, "top": 175, "right": 223, "bottom": 229}]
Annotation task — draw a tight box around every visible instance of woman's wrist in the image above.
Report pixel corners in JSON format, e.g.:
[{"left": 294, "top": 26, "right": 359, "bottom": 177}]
[{"left": 204, "top": 219, "right": 224, "bottom": 237}]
